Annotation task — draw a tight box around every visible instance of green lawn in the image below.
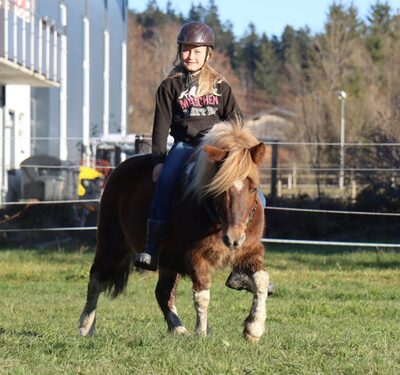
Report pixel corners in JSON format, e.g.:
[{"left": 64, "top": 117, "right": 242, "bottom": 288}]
[{"left": 0, "top": 246, "right": 399, "bottom": 375}]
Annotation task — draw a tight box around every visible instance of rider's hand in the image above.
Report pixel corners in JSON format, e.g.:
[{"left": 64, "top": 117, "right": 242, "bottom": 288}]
[{"left": 152, "top": 163, "right": 164, "bottom": 183}]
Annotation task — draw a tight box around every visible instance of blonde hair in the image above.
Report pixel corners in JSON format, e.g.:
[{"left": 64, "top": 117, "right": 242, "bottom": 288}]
[
  {"left": 186, "top": 121, "right": 261, "bottom": 201},
  {"left": 169, "top": 49, "right": 224, "bottom": 97}
]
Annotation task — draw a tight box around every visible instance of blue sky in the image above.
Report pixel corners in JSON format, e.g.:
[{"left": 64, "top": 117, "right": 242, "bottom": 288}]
[{"left": 128, "top": 0, "right": 400, "bottom": 37}]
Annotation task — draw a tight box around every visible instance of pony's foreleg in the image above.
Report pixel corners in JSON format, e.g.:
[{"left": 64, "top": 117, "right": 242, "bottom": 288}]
[
  {"left": 193, "top": 289, "right": 210, "bottom": 336},
  {"left": 79, "top": 275, "right": 104, "bottom": 336},
  {"left": 243, "top": 270, "right": 269, "bottom": 343},
  {"left": 155, "top": 270, "right": 188, "bottom": 335}
]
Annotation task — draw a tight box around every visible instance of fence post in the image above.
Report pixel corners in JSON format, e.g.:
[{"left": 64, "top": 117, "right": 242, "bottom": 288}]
[
  {"left": 270, "top": 141, "right": 278, "bottom": 199},
  {"left": 351, "top": 179, "right": 357, "bottom": 203},
  {"left": 277, "top": 179, "right": 282, "bottom": 197},
  {"left": 293, "top": 164, "right": 297, "bottom": 188}
]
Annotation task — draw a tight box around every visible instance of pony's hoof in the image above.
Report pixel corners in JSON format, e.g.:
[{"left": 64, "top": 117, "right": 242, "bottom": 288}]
[
  {"left": 172, "top": 326, "right": 190, "bottom": 336},
  {"left": 79, "top": 311, "right": 96, "bottom": 336},
  {"left": 196, "top": 330, "right": 208, "bottom": 337},
  {"left": 243, "top": 321, "right": 265, "bottom": 343},
  {"left": 79, "top": 325, "right": 96, "bottom": 337},
  {"left": 243, "top": 330, "right": 261, "bottom": 343},
  {"left": 134, "top": 253, "right": 157, "bottom": 271},
  {"left": 268, "top": 282, "right": 275, "bottom": 296}
]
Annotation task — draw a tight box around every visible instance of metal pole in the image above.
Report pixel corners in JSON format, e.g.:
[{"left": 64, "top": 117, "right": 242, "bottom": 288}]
[
  {"left": 339, "top": 98, "right": 345, "bottom": 189},
  {"left": 103, "top": 29, "right": 110, "bottom": 136},
  {"left": 59, "top": 2, "right": 68, "bottom": 160},
  {"left": 120, "top": 41, "right": 127, "bottom": 136},
  {"left": 82, "top": 13, "right": 90, "bottom": 166},
  {"left": 337, "top": 91, "right": 346, "bottom": 190}
]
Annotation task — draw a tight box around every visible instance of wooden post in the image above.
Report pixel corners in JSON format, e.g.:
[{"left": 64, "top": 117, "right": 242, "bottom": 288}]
[
  {"left": 351, "top": 179, "right": 357, "bottom": 203},
  {"left": 270, "top": 141, "right": 278, "bottom": 199},
  {"left": 293, "top": 164, "right": 297, "bottom": 188},
  {"left": 277, "top": 179, "right": 282, "bottom": 197}
]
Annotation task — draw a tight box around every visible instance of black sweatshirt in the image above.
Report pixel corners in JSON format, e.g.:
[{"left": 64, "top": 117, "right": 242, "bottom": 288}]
[{"left": 151, "top": 73, "right": 242, "bottom": 161}]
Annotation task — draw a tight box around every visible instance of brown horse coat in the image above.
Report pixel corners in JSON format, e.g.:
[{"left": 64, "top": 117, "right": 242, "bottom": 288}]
[{"left": 79, "top": 122, "right": 270, "bottom": 342}]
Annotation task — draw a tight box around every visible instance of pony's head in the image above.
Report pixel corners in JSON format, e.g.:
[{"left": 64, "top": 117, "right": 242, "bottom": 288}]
[{"left": 187, "top": 121, "right": 265, "bottom": 250}]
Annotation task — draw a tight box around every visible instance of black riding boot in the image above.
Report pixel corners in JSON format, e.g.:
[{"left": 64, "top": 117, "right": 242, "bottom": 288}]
[
  {"left": 225, "top": 270, "right": 275, "bottom": 296},
  {"left": 134, "top": 219, "right": 166, "bottom": 271}
]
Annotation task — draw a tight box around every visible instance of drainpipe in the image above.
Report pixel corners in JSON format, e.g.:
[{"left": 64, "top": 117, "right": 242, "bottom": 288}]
[
  {"left": 0, "top": 85, "right": 8, "bottom": 204},
  {"left": 59, "top": 2, "right": 68, "bottom": 160},
  {"left": 103, "top": 28, "right": 109, "bottom": 136},
  {"left": 0, "top": 87, "right": 5, "bottom": 204},
  {"left": 120, "top": 41, "right": 127, "bottom": 136},
  {"left": 82, "top": 4, "right": 90, "bottom": 166}
]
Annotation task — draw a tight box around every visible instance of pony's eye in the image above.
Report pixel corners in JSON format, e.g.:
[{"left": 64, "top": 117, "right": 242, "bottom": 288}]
[{"left": 250, "top": 186, "right": 258, "bottom": 193}]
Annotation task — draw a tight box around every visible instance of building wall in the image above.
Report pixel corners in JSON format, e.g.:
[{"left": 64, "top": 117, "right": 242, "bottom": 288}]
[
  {"left": 4, "top": 85, "right": 31, "bottom": 169},
  {"left": 30, "top": 0, "right": 127, "bottom": 163}
]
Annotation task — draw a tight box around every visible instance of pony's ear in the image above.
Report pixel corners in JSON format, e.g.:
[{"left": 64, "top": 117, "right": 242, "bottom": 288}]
[
  {"left": 203, "top": 144, "right": 228, "bottom": 163},
  {"left": 250, "top": 142, "right": 266, "bottom": 164}
]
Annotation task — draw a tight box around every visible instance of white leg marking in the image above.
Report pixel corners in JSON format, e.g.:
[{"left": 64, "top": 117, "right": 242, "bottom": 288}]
[
  {"left": 78, "top": 277, "right": 102, "bottom": 336},
  {"left": 171, "top": 304, "right": 178, "bottom": 315},
  {"left": 244, "top": 271, "right": 269, "bottom": 343},
  {"left": 79, "top": 309, "right": 97, "bottom": 336},
  {"left": 193, "top": 289, "right": 210, "bottom": 336}
]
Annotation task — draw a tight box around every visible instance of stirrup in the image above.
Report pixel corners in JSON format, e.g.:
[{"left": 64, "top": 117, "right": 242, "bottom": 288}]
[{"left": 135, "top": 252, "right": 158, "bottom": 271}]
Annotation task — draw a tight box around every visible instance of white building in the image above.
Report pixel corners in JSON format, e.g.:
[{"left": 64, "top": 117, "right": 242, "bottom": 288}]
[{"left": 0, "top": 0, "right": 128, "bottom": 202}]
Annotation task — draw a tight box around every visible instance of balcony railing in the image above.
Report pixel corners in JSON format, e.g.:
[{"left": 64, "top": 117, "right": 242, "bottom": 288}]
[{"left": 0, "top": 0, "right": 62, "bottom": 87}]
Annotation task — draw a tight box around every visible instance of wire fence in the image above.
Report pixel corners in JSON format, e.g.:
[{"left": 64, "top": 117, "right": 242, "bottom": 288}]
[{"left": 1, "top": 138, "right": 399, "bottom": 249}]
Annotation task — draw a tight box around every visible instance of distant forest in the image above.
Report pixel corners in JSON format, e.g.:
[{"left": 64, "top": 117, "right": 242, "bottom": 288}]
[{"left": 127, "top": 0, "right": 400, "bottom": 154}]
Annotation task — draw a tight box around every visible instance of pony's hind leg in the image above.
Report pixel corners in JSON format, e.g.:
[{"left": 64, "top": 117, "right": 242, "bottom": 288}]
[
  {"left": 243, "top": 270, "right": 270, "bottom": 343},
  {"left": 155, "top": 270, "right": 188, "bottom": 335},
  {"left": 79, "top": 275, "right": 105, "bottom": 336}
]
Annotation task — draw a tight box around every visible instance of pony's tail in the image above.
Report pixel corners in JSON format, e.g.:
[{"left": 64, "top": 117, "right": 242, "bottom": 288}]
[{"left": 90, "top": 199, "right": 133, "bottom": 298}]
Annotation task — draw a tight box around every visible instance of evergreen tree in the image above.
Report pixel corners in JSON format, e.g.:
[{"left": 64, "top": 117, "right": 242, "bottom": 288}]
[
  {"left": 314, "top": 2, "right": 361, "bottom": 90},
  {"left": 365, "top": 2, "right": 393, "bottom": 62},
  {"left": 254, "top": 34, "right": 279, "bottom": 100},
  {"left": 187, "top": 3, "right": 206, "bottom": 22},
  {"left": 278, "top": 26, "right": 298, "bottom": 67},
  {"left": 237, "top": 23, "right": 260, "bottom": 75},
  {"left": 165, "top": 0, "right": 182, "bottom": 22},
  {"left": 204, "top": 1, "right": 235, "bottom": 57},
  {"left": 136, "top": 0, "right": 169, "bottom": 27}
]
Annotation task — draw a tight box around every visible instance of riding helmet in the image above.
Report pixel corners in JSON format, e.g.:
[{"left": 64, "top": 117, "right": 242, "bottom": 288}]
[{"left": 177, "top": 21, "right": 215, "bottom": 48}]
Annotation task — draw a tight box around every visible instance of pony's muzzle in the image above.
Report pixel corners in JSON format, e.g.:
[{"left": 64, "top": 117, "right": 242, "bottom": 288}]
[{"left": 223, "top": 233, "right": 246, "bottom": 250}]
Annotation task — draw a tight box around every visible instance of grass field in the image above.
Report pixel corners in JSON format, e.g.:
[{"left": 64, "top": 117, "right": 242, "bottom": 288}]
[{"left": 0, "top": 245, "right": 399, "bottom": 375}]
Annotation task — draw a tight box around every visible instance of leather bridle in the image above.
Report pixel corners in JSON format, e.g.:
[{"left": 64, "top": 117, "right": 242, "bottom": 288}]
[{"left": 205, "top": 189, "right": 259, "bottom": 230}]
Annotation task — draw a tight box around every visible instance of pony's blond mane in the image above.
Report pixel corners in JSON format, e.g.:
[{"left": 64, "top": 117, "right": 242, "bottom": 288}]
[{"left": 187, "top": 122, "right": 261, "bottom": 200}]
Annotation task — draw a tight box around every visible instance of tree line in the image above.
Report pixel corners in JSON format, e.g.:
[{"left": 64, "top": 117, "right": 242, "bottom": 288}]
[{"left": 128, "top": 0, "right": 400, "bottom": 185}]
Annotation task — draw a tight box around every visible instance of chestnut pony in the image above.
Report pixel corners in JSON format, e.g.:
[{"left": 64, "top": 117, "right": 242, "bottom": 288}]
[{"left": 79, "top": 122, "right": 270, "bottom": 342}]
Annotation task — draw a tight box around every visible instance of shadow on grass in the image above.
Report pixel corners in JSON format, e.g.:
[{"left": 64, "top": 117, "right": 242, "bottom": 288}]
[
  {"left": 265, "top": 242, "right": 400, "bottom": 255},
  {"left": 265, "top": 243, "right": 400, "bottom": 270},
  {"left": 0, "top": 327, "right": 43, "bottom": 338}
]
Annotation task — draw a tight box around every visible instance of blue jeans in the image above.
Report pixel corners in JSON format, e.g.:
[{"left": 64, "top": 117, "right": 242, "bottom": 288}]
[
  {"left": 150, "top": 142, "right": 195, "bottom": 222},
  {"left": 258, "top": 190, "right": 266, "bottom": 208}
]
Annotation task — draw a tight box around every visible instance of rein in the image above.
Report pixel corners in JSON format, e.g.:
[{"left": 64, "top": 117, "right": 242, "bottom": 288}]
[{"left": 245, "top": 198, "right": 258, "bottom": 229}]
